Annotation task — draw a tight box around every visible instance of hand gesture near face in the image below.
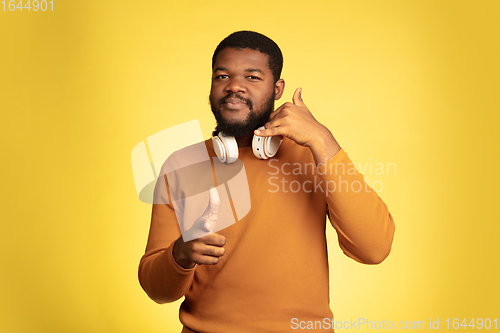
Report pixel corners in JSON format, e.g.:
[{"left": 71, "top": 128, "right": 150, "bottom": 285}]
[{"left": 255, "top": 88, "right": 341, "bottom": 164}]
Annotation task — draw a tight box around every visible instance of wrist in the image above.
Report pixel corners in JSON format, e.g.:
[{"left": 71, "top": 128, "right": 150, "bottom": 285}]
[
  {"left": 173, "top": 238, "right": 195, "bottom": 269},
  {"left": 309, "top": 128, "right": 341, "bottom": 165}
]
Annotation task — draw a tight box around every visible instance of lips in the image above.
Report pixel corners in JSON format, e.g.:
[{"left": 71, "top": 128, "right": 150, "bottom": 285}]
[
  {"left": 224, "top": 98, "right": 246, "bottom": 104},
  {"left": 223, "top": 98, "right": 248, "bottom": 109}
]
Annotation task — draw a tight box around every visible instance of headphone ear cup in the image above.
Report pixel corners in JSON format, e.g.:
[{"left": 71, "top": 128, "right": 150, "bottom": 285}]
[
  {"left": 212, "top": 135, "right": 227, "bottom": 163},
  {"left": 213, "top": 132, "right": 238, "bottom": 164},
  {"left": 252, "top": 126, "right": 282, "bottom": 159}
]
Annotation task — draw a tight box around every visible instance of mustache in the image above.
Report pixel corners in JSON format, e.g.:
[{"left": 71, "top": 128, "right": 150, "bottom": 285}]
[{"left": 219, "top": 93, "right": 253, "bottom": 109}]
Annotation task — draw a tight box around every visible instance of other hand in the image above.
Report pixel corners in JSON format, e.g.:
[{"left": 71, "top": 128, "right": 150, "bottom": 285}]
[
  {"left": 255, "top": 88, "right": 341, "bottom": 164},
  {"left": 173, "top": 187, "right": 226, "bottom": 269}
]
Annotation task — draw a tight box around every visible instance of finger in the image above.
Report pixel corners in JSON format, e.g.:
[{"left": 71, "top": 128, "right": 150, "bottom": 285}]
[
  {"left": 192, "top": 253, "right": 222, "bottom": 265},
  {"left": 208, "top": 186, "right": 220, "bottom": 219},
  {"left": 254, "top": 126, "right": 285, "bottom": 138},
  {"left": 265, "top": 116, "right": 286, "bottom": 130},
  {"left": 201, "top": 245, "right": 225, "bottom": 257},
  {"left": 200, "top": 187, "right": 220, "bottom": 232},
  {"left": 202, "top": 233, "right": 227, "bottom": 247},
  {"left": 292, "top": 87, "right": 304, "bottom": 106},
  {"left": 268, "top": 103, "right": 285, "bottom": 121}
]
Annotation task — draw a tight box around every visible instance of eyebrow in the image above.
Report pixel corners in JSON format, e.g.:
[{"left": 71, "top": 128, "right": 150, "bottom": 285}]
[
  {"left": 213, "top": 67, "right": 265, "bottom": 74},
  {"left": 213, "top": 67, "right": 228, "bottom": 72},
  {"left": 245, "top": 68, "right": 265, "bottom": 74}
]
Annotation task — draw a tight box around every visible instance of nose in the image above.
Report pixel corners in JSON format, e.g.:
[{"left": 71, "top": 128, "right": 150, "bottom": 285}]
[{"left": 225, "top": 76, "right": 246, "bottom": 94}]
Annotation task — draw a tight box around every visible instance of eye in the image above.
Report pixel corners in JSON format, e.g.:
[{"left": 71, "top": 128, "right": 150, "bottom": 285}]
[
  {"left": 247, "top": 75, "right": 261, "bottom": 81},
  {"left": 214, "top": 74, "right": 228, "bottom": 80}
]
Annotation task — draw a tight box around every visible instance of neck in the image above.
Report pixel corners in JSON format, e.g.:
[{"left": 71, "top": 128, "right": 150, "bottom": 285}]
[{"left": 235, "top": 133, "right": 254, "bottom": 147}]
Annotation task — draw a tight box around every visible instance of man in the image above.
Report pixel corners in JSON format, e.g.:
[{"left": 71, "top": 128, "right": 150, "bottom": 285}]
[{"left": 139, "top": 31, "right": 395, "bottom": 332}]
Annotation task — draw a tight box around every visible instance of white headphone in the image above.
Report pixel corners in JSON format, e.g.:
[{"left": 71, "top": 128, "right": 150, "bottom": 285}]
[{"left": 212, "top": 126, "right": 282, "bottom": 163}]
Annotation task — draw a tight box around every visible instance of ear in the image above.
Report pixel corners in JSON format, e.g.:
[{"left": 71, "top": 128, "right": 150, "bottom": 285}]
[{"left": 274, "top": 79, "right": 285, "bottom": 100}]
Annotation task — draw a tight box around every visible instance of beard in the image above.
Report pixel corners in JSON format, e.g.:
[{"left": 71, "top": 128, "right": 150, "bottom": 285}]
[{"left": 210, "top": 91, "right": 275, "bottom": 137}]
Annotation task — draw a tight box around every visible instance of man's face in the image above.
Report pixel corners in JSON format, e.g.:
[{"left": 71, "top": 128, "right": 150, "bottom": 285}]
[{"left": 210, "top": 48, "right": 278, "bottom": 137}]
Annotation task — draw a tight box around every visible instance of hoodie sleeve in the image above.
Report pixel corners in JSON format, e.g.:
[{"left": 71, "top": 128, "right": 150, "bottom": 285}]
[
  {"left": 317, "top": 149, "right": 395, "bottom": 264},
  {"left": 138, "top": 173, "right": 196, "bottom": 304}
]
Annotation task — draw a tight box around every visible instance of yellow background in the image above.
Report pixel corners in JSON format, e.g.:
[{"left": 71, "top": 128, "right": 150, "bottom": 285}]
[{"left": 1, "top": 0, "right": 499, "bottom": 332}]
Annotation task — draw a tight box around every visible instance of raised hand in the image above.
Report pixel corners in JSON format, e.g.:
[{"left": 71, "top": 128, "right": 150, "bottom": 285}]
[
  {"left": 254, "top": 88, "right": 341, "bottom": 165},
  {"left": 173, "top": 187, "right": 227, "bottom": 269}
]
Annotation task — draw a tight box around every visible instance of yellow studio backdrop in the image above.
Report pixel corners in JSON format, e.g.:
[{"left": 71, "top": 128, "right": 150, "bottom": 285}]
[{"left": 1, "top": 0, "right": 498, "bottom": 332}]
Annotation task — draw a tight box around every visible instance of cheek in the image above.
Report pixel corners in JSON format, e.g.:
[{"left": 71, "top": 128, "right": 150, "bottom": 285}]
[
  {"left": 209, "top": 90, "right": 218, "bottom": 103},
  {"left": 209, "top": 91, "right": 219, "bottom": 109},
  {"left": 210, "top": 85, "right": 223, "bottom": 100},
  {"left": 258, "top": 88, "right": 275, "bottom": 104}
]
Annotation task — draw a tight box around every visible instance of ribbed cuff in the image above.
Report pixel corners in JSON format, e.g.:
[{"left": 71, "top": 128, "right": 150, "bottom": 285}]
[
  {"left": 317, "top": 148, "right": 348, "bottom": 176},
  {"left": 166, "top": 240, "right": 197, "bottom": 275}
]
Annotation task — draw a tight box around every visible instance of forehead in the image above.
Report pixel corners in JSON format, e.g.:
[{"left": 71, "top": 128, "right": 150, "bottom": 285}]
[{"left": 213, "top": 48, "right": 270, "bottom": 73}]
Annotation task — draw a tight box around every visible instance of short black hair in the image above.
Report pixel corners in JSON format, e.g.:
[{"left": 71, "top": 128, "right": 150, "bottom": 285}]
[{"left": 212, "top": 31, "right": 283, "bottom": 83}]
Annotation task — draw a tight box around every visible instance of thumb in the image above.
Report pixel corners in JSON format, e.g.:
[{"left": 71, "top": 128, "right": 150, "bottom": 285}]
[
  {"left": 292, "top": 87, "right": 304, "bottom": 106},
  {"left": 202, "top": 187, "right": 220, "bottom": 232},
  {"left": 208, "top": 186, "right": 221, "bottom": 217}
]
